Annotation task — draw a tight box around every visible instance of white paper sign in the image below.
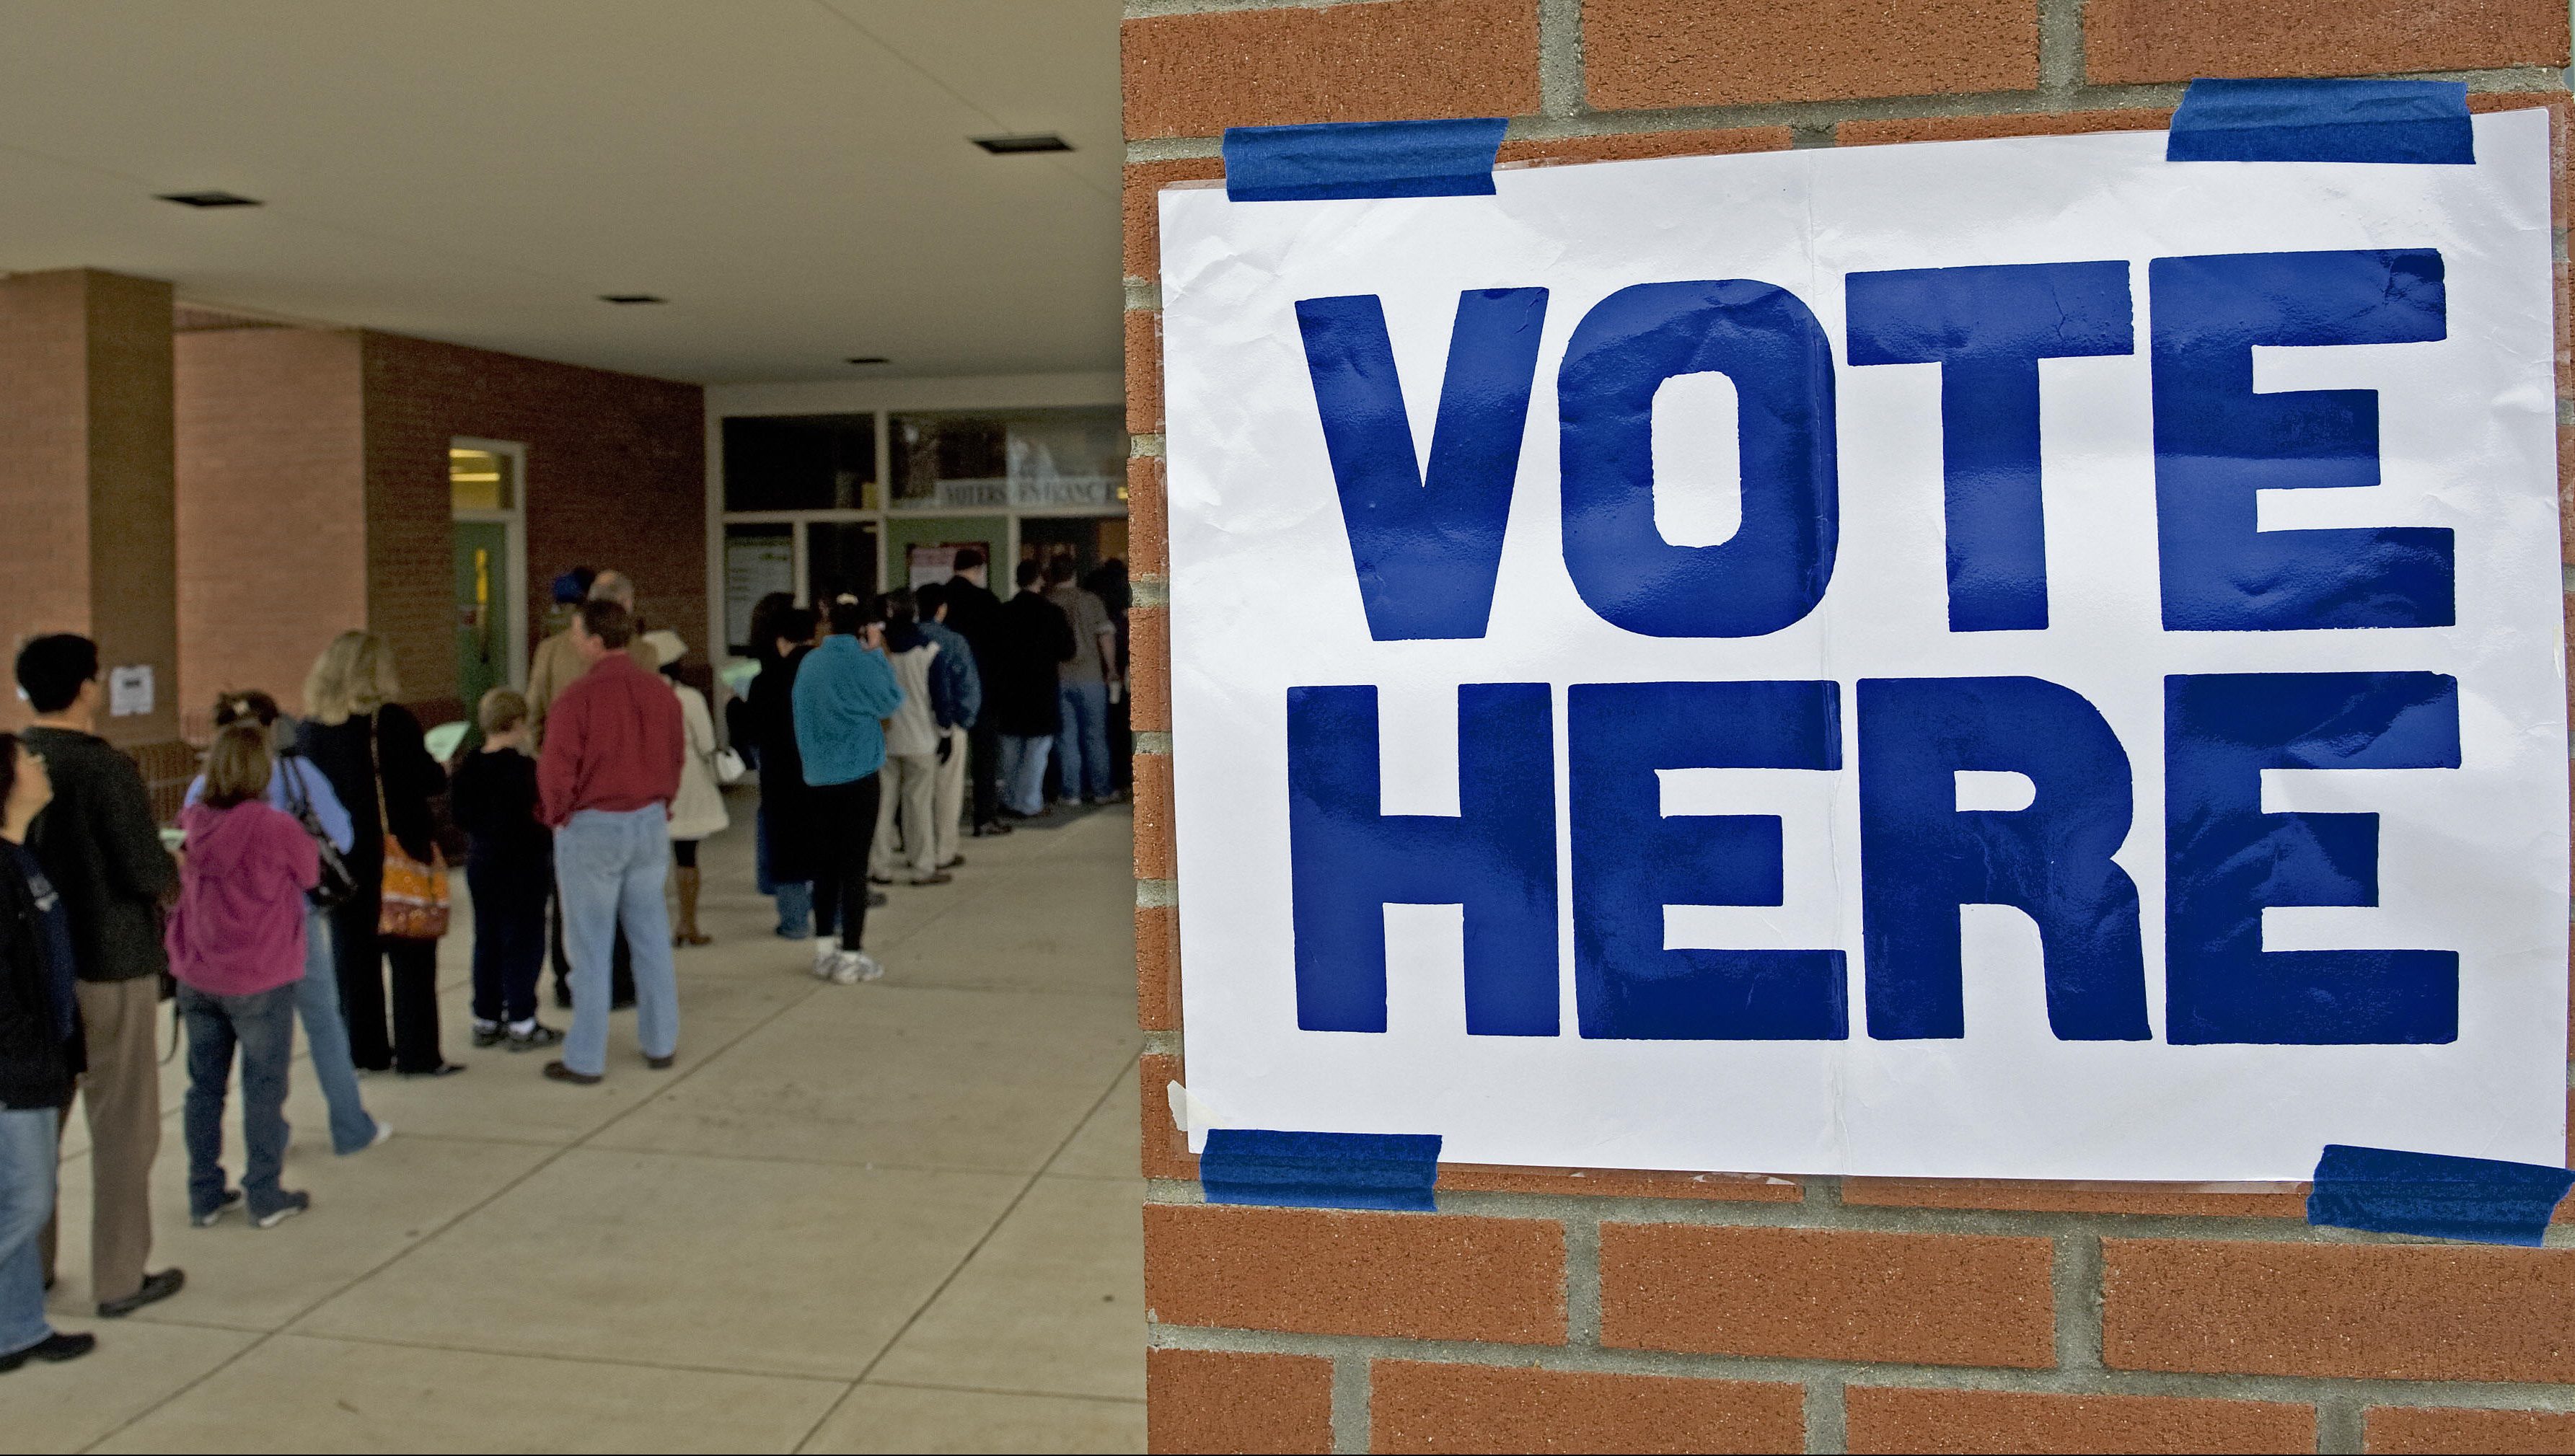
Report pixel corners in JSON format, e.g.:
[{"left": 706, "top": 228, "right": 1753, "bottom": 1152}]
[
  {"left": 1160, "top": 112, "right": 2568, "bottom": 1181},
  {"left": 107, "top": 665, "right": 152, "bottom": 718}
]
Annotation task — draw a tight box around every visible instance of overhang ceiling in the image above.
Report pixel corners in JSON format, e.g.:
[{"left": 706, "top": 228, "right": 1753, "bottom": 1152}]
[{"left": 0, "top": 0, "right": 1124, "bottom": 384}]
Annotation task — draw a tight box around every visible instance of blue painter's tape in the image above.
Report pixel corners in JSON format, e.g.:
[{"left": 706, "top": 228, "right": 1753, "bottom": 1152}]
[
  {"left": 2167, "top": 78, "right": 2473, "bottom": 164},
  {"left": 1224, "top": 119, "right": 1507, "bottom": 202},
  {"left": 1200, "top": 1129, "right": 1442, "bottom": 1210},
  {"left": 2307, "top": 1144, "right": 2575, "bottom": 1246}
]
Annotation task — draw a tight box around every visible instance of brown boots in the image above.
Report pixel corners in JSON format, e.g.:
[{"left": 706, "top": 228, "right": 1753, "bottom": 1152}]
[{"left": 672, "top": 865, "right": 711, "bottom": 947}]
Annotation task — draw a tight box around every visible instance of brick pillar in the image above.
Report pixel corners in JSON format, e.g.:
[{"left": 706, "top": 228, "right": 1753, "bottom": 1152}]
[
  {"left": 0, "top": 269, "right": 182, "bottom": 753},
  {"left": 1124, "top": 3, "right": 2575, "bottom": 1452}
]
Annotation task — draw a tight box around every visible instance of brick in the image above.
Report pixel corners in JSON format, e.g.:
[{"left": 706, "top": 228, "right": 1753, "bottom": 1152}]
[
  {"left": 1130, "top": 605, "right": 1169, "bottom": 732},
  {"left": 1148, "top": 1348, "right": 1333, "bottom": 1455},
  {"left": 2103, "top": 1238, "right": 2575, "bottom": 1382},
  {"left": 1837, "top": 108, "right": 2173, "bottom": 147},
  {"left": 1438, "top": 1164, "right": 1802, "bottom": 1202},
  {"left": 1122, "top": 0, "right": 1542, "bottom": 141},
  {"left": 1842, "top": 1178, "right": 2306, "bottom": 1219},
  {"left": 1495, "top": 127, "right": 1796, "bottom": 167},
  {"left": 2364, "top": 1406, "right": 2575, "bottom": 1454},
  {"left": 1129, "top": 455, "right": 1168, "bottom": 579},
  {"left": 1585, "top": 0, "right": 2038, "bottom": 111},
  {"left": 2085, "top": 0, "right": 2567, "bottom": 84},
  {"left": 2561, "top": 427, "right": 2575, "bottom": 564},
  {"left": 1127, "top": 309, "right": 1163, "bottom": 435},
  {"left": 1601, "top": 1225, "right": 2054, "bottom": 1367},
  {"left": 1137, "top": 902, "right": 1181, "bottom": 1031},
  {"left": 1370, "top": 1362, "right": 1803, "bottom": 1455},
  {"left": 1846, "top": 1387, "right": 2314, "bottom": 1455},
  {"left": 1145, "top": 1204, "right": 1567, "bottom": 1344},
  {"left": 1140, "top": 1051, "right": 1198, "bottom": 1181},
  {"left": 1134, "top": 750, "right": 1175, "bottom": 880},
  {"left": 1126, "top": 159, "right": 1225, "bottom": 283}
]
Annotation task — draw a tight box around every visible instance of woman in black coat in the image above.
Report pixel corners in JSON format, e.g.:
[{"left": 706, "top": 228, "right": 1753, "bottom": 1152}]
[
  {"left": 747, "top": 606, "right": 821, "bottom": 936},
  {"left": 0, "top": 731, "right": 92, "bottom": 1369},
  {"left": 297, "top": 632, "right": 459, "bottom": 1077}
]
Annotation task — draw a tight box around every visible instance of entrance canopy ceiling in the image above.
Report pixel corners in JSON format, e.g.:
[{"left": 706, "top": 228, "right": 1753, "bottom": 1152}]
[{"left": 0, "top": 0, "right": 1122, "bottom": 383}]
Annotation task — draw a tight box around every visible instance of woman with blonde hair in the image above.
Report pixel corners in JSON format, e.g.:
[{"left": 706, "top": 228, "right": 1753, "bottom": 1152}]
[{"left": 294, "top": 632, "right": 460, "bottom": 1077}]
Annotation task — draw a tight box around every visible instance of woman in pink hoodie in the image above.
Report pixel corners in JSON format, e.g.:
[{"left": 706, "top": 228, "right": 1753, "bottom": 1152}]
[{"left": 168, "top": 723, "right": 319, "bottom": 1230}]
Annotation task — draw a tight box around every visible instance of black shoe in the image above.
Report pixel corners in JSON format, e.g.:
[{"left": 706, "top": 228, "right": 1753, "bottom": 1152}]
[
  {"left": 470, "top": 1022, "right": 507, "bottom": 1049},
  {"left": 867, "top": 873, "right": 894, "bottom": 886},
  {"left": 0, "top": 1331, "right": 96, "bottom": 1372},
  {"left": 645, "top": 1052, "right": 676, "bottom": 1070},
  {"left": 190, "top": 1188, "right": 244, "bottom": 1228},
  {"left": 866, "top": 890, "right": 888, "bottom": 908},
  {"left": 399, "top": 1062, "right": 467, "bottom": 1080},
  {"left": 544, "top": 1060, "right": 602, "bottom": 1086},
  {"left": 252, "top": 1191, "right": 311, "bottom": 1230},
  {"left": 610, "top": 997, "right": 635, "bottom": 1012},
  {"left": 939, "top": 855, "right": 966, "bottom": 869},
  {"left": 506, "top": 1023, "right": 565, "bottom": 1051},
  {"left": 97, "top": 1268, "right": 183, "bottom": 1318}
]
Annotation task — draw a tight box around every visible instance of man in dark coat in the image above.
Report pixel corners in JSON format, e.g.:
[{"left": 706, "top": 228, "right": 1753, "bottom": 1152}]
[
  {"left": 747, "top": 606, "right": 822, "bottom": 937},
  {"left": 987, "top": 560, "right": 1076, "bottom": 818},
  {"left": 938, "top": 548, "right": 1009, "bottom": 836}
]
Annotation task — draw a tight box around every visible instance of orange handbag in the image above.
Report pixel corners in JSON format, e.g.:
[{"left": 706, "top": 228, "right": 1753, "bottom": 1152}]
[{"left": 371, "top": 715, "right": 450, "bottom": 940}]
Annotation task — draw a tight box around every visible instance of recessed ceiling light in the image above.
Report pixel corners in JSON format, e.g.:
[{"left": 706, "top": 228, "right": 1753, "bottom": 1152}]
[
  {"left": 844, "top": 356, "right": 890, "bottom": 366},
  {"left": 971, "top": 133, "right": 1071, "bottom": 155},
  {"left": 157, "top": 191, "right": 261, "bottom": 208},
  {"left": 599, "top": 294, "right": 664, "bottom": 305}
]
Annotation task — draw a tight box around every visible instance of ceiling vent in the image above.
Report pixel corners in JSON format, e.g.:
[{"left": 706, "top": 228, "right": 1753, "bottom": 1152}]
[
  {"left": 157, "top": 190, "right": 261, "bottom": 208},
  {"left": 971, "top": 133, "right": 1072, "bottom": 155},
  {"left": 844, "top": 356, "right": 889, "bottom": 366},
  {"left": 599, "top": 294, "right": 665, "bottom": 305}
]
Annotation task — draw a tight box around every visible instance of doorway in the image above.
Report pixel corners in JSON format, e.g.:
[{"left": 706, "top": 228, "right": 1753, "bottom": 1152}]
[{"left": 451, "top": 439, "right": 527, "bottom": 712}]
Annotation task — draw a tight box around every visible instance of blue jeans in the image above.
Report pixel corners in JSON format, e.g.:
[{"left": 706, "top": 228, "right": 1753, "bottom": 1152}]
[
  {"left": 757, "top": 806, "right": 811, "bottom": 937},
  {"left": 1054, "top": 681, "right": 1112, "bottom": 801},
  {"left": 180, "top": 982, "right": 297, "bottom": 1219},
  {"left": 0, "top": 1107, "right": 56, "bottom": 1355},
  {"left": 294, "top": 909, "right": 379, "bottom": 1155},
  {"left": 1000, "top": 735, "right": 1053, "bottom": 816},
  {"left": 555, "top": 807, "right": 679, "bottom": 1077}
]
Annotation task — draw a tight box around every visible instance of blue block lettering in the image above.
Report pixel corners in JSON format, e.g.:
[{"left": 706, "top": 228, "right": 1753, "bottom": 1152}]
[
  {"left": 1569, "top": 681, "right": 1847, "bottom": 1039},
  {"left": 1559, "top": 282, "right": 1839, "bottom": 637},
  {"left": 1846, "top": 262, "right": 2134, "bottom": 632},
  {"left": 1857, "top": 676, "right": 2149, "bottom": 1041},
  {"left": 1295, "top": 289, "right": 1549, "bottom": 640},
  {"left": 1287, "top": 683, "right": 1559, "bottom": 1034},
  {"left": 2150, "top": 251, "right": 2453, "bottom": 631},
  {"left": 2165, "top": 671, "right": 2460, "bottom": 1044}
]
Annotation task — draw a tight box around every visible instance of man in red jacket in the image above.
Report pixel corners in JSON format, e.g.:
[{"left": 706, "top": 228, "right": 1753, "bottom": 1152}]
[{"left": 535, "top": 600, "right": 683, "bottom": 1086}]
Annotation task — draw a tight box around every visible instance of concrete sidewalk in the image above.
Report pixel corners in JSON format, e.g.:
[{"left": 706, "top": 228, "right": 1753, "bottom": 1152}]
[{"left": 13, "top": 800, "right": 1145, "bottom": 1454}]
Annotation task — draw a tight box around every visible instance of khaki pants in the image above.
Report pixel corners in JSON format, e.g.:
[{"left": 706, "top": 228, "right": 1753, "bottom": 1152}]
[
  {"left": 932, "top": 728, "right": 967, "bottom": 869},
  {"left": 71, "top": 977, "right": 161, "bottom": 1305},
  {"left": 868, "top": 752, "right": 941, "bottom": 881}
]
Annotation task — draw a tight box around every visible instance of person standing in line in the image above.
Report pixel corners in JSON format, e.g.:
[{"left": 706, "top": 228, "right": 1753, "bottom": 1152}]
[
  {"left": 1086, "top": 558, "right": 1134, "bottom": 795},
  {"left": 449, "top": 689, "right": 560, "bottom": 1053},
  {"left": 536, "top": 599, "right": 685, "bottom": 1086},
  {"left": 1046, "top": 556, "right": 1121, "bottom": 808},
  {"left": 168, "top": 724, "right": 317, "bottom": 1230},
  {"left": 748, "top": 605, "right": 821, "bottom": 939},
  {"left": 0, "top": 735, "right": 95, "bottom": 1372},
  {"left": 793, "top": 595, "right": 903, "bottom": 984},
  {"left": 938, "top": 548, "right": 1010, "bottom": 838},
  {"left": 529, "top": 569, "right": 651, "bottom": 1012},
  {"left": 989, "top": 561, "right": 1076, "bottom": 819},
  {"left": 865, "top": 594, "right": 950, "bottom": 890},
  {"left": 14, "top": 635, "right": 184, "bottom": 1320},
  {"left": 734, "top": 591, "right": 804, "bottom": 935},
  {"left": 297, "top": 632, "right": 462, "bottom": 1079},
  {"left": 646, "top": 630, "right": 729, "bottom": 943},
  {"left": 912, "top": 581, "right": 982, "bottom": 873},
  {"left": 188, "top": 693, "right": 387, "bottom": 1156}
]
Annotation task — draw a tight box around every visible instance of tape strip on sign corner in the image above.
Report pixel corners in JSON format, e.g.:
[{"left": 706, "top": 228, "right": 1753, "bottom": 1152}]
[
  {"left": 1222, "top": 118, "right": 1507, "bottom": 203},
  {"left": 2306, "top": 1144, "right": 2575, "bottom": 1246},
  {"left": 2167, "top": 77, "right": 2473, "bottom": 164},
  {"left": 1199, "top": 1129, "right": 1442, "bottom": 1211}
]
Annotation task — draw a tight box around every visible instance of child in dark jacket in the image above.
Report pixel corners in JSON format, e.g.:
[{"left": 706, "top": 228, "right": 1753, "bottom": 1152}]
[
  {"left": 168, "top": 723, "right": 319, "bottom": 1230},
  {"left": 450, "top": 689, "right": 559, "bottom": 1051}
]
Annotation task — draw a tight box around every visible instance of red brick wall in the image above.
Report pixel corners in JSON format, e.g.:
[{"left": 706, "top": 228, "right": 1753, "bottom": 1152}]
[
  {"left": 358, "top": 332, "right": 705, "bottom": 720},
  {"left": 1123, "top": 3, "right": 2575, "bottom": 1451},
  {"left": 174, "top": 327, "right": 368, "bottom": 725}
]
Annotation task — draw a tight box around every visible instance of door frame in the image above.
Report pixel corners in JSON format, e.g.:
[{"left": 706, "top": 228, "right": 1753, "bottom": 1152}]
[{"left": 452, "top": 436, "right": 529, "bottom": 689}]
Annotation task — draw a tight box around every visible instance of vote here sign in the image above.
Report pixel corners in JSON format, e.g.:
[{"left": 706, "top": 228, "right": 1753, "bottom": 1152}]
[{"left": 1157, "top": 107, "right": 2567, "bottom": 1181}]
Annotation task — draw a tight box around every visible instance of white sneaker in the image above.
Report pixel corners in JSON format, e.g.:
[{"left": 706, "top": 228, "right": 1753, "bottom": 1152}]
[
  {"left": 811, "top": 941, "right": 840, "bottom": 980},
  {"left": 831, "top": 951, "right": 884, "bottom": 985}
]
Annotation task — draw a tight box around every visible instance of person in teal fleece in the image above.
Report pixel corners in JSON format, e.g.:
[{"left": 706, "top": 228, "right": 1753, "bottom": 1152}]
[{"left": 791, "top": 596, "right": 905, "bottom": 984}]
